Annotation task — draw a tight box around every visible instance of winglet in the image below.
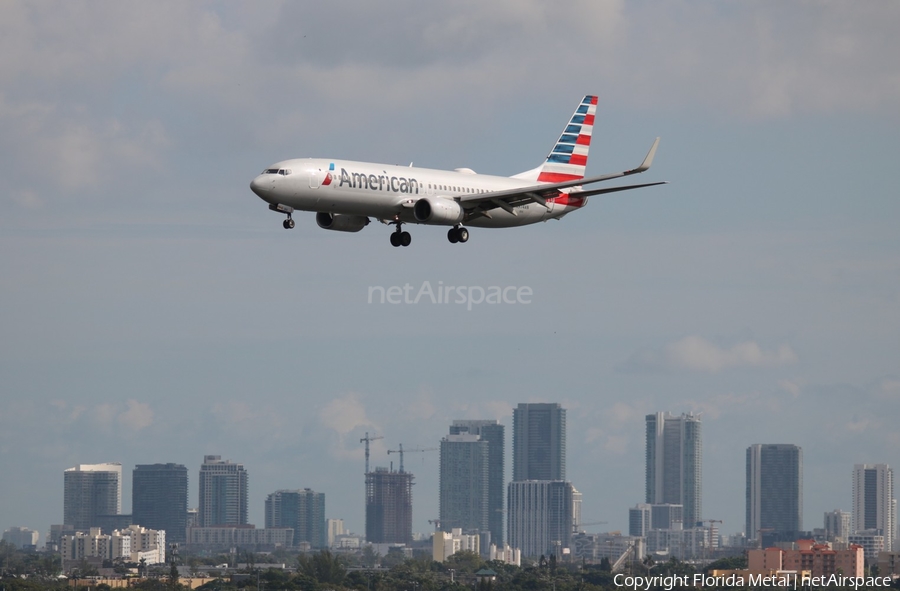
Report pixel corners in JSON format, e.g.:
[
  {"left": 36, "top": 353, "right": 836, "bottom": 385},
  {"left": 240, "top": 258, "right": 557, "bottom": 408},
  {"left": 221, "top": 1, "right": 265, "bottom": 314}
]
[{"left": 632, "top": 137, "right": 660, "bottom": 173}]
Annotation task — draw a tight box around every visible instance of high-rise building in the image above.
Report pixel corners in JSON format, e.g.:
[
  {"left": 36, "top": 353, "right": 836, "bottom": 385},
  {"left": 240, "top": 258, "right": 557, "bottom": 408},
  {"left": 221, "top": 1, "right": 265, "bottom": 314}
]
[
  {"left": 63, "top": 463, "right": 122, "bottom": 531},
  {"left": 198, "top": 455, "right": 248, "bottom": 527},
  {"left": 2, "top": 527, "right": 39, "bottom": 549},
  {"left": 507, "top": 480, "right": 575, "bottom": 558},
  {"left": 645, "top": 412, "right": 702, "bottom": 528},
  {"left": 365, "top": 467, "right": 413, "bottom": 544},
  {"left": 651, "top": 504, "right": 684, "bottom": 530},
  {"left": 439, "top": 433, "right": 488, "bottom": 537},
  {"left": 513, "top": 403, "right": 566, "bottom": 481},
  {"left": 824, "top": 509, "right": 851, "bottom": 544},
  {"left": 852, "top": 464, "right": 896, "bottom": 551},
  {"left": 449, "top": 420, "right": 505, "bottom": 545},
  {"left": 265, "top": 489, "right": 326, "bottom": 548},
  {"left": 629, "top": 504, "right": 651, "bottom": 538},
  {"left": 746, "top": 444, "right": 802, "bottom": 541},
  {"left": 132, "top": 463, "right": 188, "bottom": 544},
  {"left": 326, "top": 518, "right": 344, "bottom": 548}
]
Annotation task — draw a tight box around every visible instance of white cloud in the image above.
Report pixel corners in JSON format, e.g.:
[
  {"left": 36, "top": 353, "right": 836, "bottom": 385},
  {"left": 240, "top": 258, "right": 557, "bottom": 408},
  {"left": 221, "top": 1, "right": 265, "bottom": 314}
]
[
  {"left": 118, "top": 400, "right": 154, "bottom": 431},
  {"left": 620, "top": 335, "right": 798, "bottom": 373}
]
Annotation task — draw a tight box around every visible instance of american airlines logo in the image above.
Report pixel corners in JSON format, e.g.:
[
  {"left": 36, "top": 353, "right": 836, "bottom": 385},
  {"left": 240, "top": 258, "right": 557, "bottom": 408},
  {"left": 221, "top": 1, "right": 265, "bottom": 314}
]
[{"left": 339, "top": 168, "right": 420, "bottom": 194}]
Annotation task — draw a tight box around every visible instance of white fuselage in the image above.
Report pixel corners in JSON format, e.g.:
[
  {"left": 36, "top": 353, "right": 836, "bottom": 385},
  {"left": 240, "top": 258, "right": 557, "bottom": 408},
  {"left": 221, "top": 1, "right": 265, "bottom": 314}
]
[{"left": 250, "top": 158, "right": 585, "bottom": 228}]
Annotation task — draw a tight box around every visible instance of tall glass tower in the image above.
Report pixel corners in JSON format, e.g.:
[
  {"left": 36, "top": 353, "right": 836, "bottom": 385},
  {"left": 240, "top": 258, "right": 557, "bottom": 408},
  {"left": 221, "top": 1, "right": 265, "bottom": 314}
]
[
  {"left": 645, "top": 412, "right": 702, "bottom": 528},
  {"left": 746, "top": 444, "right": 802, "bottom": 541},
  {"left": 449, "top": 420, "right": 505, "bottom": 545},
  {"left": 198, "top": 455, "right": 248, "bottom": 527},
  {"left": 513, "top": 403, "right": 566, "bottom": 482},
  {"left": 133, "top": 463, "right": 188, "bottom": 543},
  {"left": 63, "top": 463, "right": 122, "bottom": 531},
  {"left": 852, "top": 463, "right": 895, "bottom": 551}
]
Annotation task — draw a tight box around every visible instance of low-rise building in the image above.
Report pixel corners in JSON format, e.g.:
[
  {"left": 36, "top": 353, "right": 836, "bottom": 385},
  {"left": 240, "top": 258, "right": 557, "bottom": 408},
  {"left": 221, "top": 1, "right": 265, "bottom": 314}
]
[
  {"left": 878, "top": 551, "right": 900, "bottom": 576},
  {"left": 571, "top": 532, "right": 644, "bottom": 563},
  {"left": 848, "top": 530, "right": 886, "bottom": 561},
  {"left": 433, "top": 528, "right": 480, "bottom": 562},
  {"left": 748, "top": 540, "right": 864, "bottom": 578},
  {"left": 185, "top": 526, "right": 293, "bottom": 550},
  {"left": 489, "top": 543, "right": 521, "bottom": 566},
  {"left": 60, "top": 525, "right": 165, "bottom": 570}
]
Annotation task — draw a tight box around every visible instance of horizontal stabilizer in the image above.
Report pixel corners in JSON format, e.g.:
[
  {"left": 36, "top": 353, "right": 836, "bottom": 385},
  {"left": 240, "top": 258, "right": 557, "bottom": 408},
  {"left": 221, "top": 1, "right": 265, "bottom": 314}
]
[{"left": 573, "top": 180, "right": 668, "bottom": 198}]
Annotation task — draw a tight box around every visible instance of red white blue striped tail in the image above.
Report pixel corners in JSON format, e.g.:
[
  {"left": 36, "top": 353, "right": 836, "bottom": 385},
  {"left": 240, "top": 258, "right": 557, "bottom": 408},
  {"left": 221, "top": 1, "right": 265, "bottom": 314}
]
[{"left": 536, "top": 95, "right": 597, "bottom": 183}]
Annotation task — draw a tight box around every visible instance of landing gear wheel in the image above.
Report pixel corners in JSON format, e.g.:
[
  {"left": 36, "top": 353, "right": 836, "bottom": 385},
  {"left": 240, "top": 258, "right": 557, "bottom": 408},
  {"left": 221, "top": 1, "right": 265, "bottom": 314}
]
[
  {"left": 283, "top": 218, "right": 295, "bottom": 229},
  {"left": 457, "top": 227, "right": 469, "bottom": 243},
  {"left": 400, "top": 231, "right": 411, "bottom": 247},
  {"left": 390, "top": 232, "right": 401, "bottom": 247},
  {"left": 448, "top": 228, "right": 459, "bottom": 243}
]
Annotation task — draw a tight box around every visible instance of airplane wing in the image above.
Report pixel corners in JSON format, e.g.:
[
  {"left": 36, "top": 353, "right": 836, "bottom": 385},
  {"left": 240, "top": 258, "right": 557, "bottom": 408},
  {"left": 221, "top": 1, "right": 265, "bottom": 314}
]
[{"left": 457, "top": 138, "right": 662, "bottom": 216}]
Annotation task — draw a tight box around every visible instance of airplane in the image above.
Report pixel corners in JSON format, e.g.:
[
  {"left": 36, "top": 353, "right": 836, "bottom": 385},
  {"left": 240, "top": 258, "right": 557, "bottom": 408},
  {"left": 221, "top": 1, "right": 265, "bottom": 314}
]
[{"left": 250, "top": 95, "right": 665, "bottom": 247}]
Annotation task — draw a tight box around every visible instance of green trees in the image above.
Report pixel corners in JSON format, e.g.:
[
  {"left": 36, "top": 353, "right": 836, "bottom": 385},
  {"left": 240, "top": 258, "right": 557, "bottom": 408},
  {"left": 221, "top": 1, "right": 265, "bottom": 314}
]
[{"left": 297, "top": 549, "right": 347, "bottom": 586}]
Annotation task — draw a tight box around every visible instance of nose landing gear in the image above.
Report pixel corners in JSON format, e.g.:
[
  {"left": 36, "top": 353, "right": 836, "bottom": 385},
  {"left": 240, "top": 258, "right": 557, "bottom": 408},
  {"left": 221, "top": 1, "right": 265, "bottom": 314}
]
[{"left": 269, "top": 203, "right": 295, "bottom": 229}]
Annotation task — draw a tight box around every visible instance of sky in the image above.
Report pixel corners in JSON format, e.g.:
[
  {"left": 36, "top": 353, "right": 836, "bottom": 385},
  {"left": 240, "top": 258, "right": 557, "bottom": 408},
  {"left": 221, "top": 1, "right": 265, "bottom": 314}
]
[{"left": 1, "top": 1, "right": 899, "bottom": 546}]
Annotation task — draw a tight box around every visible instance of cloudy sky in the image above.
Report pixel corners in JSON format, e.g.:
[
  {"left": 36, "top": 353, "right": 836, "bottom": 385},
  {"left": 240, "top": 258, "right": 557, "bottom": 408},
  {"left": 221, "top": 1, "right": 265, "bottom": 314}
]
[{"left": 1, "top": 1, "right": 899, "bottom": 545}]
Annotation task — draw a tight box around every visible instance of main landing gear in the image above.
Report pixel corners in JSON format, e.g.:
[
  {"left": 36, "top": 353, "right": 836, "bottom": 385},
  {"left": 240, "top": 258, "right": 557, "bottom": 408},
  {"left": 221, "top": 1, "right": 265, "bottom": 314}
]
[
  {"left": 390, "top": 223, "right": 412, "bottom": 247},
  {"left": 447, "top": 226, "right": 469, "bottom": 244}
]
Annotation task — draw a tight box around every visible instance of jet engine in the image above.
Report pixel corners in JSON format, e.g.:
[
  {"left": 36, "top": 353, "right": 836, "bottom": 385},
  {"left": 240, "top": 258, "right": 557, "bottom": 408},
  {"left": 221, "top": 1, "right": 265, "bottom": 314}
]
[
  {"left": 316, "top": 212, "right": 370, "bottom": 232},
  {"left": 413, "top": 197, "right": 464, "bottom": 225}
]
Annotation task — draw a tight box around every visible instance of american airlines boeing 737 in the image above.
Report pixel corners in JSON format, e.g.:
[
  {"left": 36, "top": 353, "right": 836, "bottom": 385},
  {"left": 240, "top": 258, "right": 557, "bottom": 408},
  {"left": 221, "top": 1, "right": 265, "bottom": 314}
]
[{"left": 250, "top": 95, "right": 664, "bottom": 247}]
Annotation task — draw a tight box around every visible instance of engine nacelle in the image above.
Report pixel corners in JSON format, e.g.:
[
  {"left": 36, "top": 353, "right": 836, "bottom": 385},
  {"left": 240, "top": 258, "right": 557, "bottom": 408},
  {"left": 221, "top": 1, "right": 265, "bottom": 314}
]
[
  {"left": 316, "top": 212, "right": 370, "bottom": 233},
  {"left": 413, "top": 197, "right": 464, "bottom": 225}
]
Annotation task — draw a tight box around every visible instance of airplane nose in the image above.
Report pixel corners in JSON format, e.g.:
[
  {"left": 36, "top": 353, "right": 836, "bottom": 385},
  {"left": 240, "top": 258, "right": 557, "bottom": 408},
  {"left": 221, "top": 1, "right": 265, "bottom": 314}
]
[{"left": 250, "top": 175, "right": 268, "bottom": 197}]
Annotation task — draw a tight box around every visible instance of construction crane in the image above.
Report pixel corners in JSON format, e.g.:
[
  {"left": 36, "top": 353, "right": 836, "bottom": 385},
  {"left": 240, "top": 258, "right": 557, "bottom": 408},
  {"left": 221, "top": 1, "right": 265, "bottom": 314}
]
[
  {"left": 573, "top": 520, "right": 608, "bottom": 533},
  {"left": 359, "top": 432, "right": 384, "bottom": 474},
  {"left": 387, "top": 443, "right": 438, "bottom": 473}
]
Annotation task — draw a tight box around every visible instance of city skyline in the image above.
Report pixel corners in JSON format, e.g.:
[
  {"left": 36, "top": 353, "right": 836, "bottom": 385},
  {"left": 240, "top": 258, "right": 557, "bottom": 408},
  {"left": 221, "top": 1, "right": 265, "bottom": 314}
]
[
  {"left": 11, "top": 406, "right": 900, "bottom": 550},
  {"left": 2, "top": 4, "right": 898, "bottom": 547}
]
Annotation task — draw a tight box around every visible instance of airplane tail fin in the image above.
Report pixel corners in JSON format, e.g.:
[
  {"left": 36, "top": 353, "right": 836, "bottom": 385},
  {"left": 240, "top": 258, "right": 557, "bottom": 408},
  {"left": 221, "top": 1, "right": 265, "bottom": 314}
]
[{"left": 512, "top": 95, "right": 597, "bottom": 183}]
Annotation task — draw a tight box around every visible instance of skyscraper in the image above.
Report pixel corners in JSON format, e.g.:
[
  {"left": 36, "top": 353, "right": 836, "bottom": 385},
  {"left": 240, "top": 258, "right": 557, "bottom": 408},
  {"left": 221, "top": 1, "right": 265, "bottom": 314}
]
[
  {"left": 513, "top": 403, "right": 566, "bottom": 481},
  {"left": 824, "top": 509, "right": 851, "bottom": 544},
  {"left": 132, "top": 463, "right": 188, "bottom": 544},
  {"left": 852, "top": 464, "right": 896, "bottom": 551},
  {"left": 265, "top": 489, "right": 327, "bottom": 548},
  {"left": 440, "top": 433, "right": 489, "bottom": 536},
  {"left": 645, "top": 412, "right": 702, "bottom": 528},
  {"left": 198, "top": 455, "right": 248, "bottom": 527},
  {"left": 507, "top": 480, "right": 575, "bottom": 558},
  {"left": 365, "top": 467, "right": 413, "bottom": 544},
  {"left": 63, "top": 463, "right": 122, "bottom": 531},
  {"left": 746, "top": 444, "right": 803, "bottom": 541},
  {"left": 448, "top": 420, "right": 505, "bottom": 545}
]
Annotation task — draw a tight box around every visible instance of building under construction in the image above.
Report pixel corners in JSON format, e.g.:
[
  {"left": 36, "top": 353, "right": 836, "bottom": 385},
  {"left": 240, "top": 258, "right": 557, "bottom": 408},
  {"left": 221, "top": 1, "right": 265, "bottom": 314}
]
[{"left": 365, "top": 467, "right": 413, "bottom": 544}]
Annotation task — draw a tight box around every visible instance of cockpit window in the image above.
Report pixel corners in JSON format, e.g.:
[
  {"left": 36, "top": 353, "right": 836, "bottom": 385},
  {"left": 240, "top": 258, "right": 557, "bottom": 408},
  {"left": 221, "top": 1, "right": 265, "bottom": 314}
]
[
  {"left": 280, "top": 169, "right": 291, "bottom": 176},
  {"left": 262, "top": 168, "right": 293, "bottom": 175},
  {"left": 265, "top": 168, "right": 279, "bottom": 174}
]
